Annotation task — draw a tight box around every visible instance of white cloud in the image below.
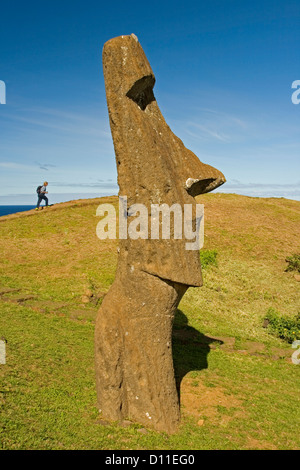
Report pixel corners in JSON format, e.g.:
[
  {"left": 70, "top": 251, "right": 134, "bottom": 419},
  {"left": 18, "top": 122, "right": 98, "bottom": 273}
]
[{"left": 215, "top": 180, "right": 300, "bottom": 200}]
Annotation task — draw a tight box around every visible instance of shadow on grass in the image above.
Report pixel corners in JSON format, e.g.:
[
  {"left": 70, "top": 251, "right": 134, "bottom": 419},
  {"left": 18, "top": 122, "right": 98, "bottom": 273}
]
[{"left": 172, "top": 309, "right": 222, "bottom": 403}]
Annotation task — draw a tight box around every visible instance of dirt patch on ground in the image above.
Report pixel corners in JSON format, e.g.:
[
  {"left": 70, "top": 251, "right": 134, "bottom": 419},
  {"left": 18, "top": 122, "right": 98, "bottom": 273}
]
[
  {"left": 244, "top": 436, "right": 278, "bottom": 450},
  {"left": 0, "top": 294, "right": 36, "bottom": 304},
  {"left": 181, "top": 378, "right": 246, "bottom": 426},
  {"left": 0, "top": 288, "right": 21, "bottom": 295}
]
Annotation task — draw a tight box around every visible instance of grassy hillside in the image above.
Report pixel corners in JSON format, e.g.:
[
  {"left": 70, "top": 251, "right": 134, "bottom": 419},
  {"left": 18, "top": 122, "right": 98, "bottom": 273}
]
[{"left": 0, "top": 193, "right": 299, "bottom": 450}]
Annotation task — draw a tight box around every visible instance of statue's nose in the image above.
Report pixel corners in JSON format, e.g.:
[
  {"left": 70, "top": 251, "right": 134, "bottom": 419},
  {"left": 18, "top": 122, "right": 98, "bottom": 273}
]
[
  {"left": 185, "top": 173, "right": 226, "bottom": 197},
  {"left": 180, "top": 146, "right": 226, "bottom": 196}
]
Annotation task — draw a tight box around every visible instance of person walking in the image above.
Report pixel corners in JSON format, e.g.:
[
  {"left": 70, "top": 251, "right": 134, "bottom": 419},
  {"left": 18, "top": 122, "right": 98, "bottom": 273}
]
[{"left": 36, "top": 181, "right": 49, "bottom": 210}]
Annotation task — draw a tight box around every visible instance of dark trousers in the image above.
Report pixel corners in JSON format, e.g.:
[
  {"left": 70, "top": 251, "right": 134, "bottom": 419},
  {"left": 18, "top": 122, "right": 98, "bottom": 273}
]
[{"left": 37, "top": 195, "right": 48, "bottom": 208}]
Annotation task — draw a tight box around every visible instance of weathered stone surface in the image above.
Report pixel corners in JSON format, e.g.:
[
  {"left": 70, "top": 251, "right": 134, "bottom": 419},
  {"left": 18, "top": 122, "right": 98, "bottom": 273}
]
[{"left": 95, "top": 34, "right": 226, "bottom": 433}]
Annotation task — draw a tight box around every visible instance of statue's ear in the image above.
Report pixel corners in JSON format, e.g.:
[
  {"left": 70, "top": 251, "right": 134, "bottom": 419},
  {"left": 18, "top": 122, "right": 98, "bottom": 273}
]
[{"left": 126, "top": 75, "right": 156, "bottom": 111}]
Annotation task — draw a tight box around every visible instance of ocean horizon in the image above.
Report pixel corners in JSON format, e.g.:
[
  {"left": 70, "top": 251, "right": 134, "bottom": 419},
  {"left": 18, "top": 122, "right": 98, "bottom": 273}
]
[{"left": 0, "top": 205, "right": 36, "bottom": 217}]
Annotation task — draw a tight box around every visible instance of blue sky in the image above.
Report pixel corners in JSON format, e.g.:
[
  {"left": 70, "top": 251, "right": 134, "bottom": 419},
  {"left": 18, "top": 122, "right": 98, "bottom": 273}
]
[{"left": 0, "top": 0, "right": 299, "bottom": 204}]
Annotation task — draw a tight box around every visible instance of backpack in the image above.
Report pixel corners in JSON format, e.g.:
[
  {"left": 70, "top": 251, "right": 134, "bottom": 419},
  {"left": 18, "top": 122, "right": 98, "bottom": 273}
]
[{"left": 36, "top": 185, "right": 42, "bottom": 195}]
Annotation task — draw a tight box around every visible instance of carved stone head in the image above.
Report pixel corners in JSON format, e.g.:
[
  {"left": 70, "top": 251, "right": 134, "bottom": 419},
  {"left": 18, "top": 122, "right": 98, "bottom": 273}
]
[{"left": 103, "top": 34, "right": 226, "bottom": 286}]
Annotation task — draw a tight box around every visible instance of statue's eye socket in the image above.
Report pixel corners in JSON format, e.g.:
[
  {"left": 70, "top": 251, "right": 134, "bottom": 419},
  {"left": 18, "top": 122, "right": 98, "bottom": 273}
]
[{"left": 126, "top": 75, "right": 156, "bottom": 111}]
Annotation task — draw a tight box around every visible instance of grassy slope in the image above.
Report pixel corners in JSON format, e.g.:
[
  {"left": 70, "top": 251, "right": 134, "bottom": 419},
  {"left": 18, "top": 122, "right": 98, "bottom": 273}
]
[{"left": 0, "top": 193, "right": 299, "bottom": 450}]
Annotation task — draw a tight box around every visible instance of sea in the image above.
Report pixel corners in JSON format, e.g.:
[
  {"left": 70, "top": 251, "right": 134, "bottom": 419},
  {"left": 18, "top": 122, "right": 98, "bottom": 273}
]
[{"left": 0, "top": 205, "right": 36, "bottom": 217}]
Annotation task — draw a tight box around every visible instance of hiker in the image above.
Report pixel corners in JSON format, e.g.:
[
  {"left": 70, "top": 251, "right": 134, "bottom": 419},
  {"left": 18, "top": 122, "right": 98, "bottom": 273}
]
[{"left": 36, "top": 182, "right": 49, "bottom": 210}]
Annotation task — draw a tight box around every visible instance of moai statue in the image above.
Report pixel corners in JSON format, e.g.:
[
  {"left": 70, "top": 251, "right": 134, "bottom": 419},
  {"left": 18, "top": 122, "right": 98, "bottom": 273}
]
[{"left": 95, "top": 34, "right": 225, "bottom": 433}]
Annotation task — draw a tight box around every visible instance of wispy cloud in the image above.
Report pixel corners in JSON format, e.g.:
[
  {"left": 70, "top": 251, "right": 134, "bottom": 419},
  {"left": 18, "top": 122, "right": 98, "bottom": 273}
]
[
  {"left": 174, "top": 108, "right": 250, "bottom": 144},
  {"left": 35, "top": 161, "right": 57, "bottom": 171},
  {"left": 0, "top": 161, "right": 57, "bottom": 172},
  {"left": 195, "top": 107, "right": 248, "bottom": 129},
  {"left": 186, "top": 122, "right": 230, "bottom": 142},
  {"left": 0, "top": 105, "right": 112, "bottom": 139}
]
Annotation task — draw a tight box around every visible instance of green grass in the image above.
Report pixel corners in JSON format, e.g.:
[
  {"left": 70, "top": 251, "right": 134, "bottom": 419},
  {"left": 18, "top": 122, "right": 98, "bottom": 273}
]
[
  {"left": 200, "top": 249, "right": 218, "bottom": 269},
  {"left": 1, "top": 302, "right": 299, "bottom": 449},
  {"left": 285, "top": 253, "right": 300, "bottom": 273},
  {"left": 264, "top": 308, "right": 300, "bottom": 343},
  {"left": 0, "top": 194, "right": 300, "bottom": 449}
]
